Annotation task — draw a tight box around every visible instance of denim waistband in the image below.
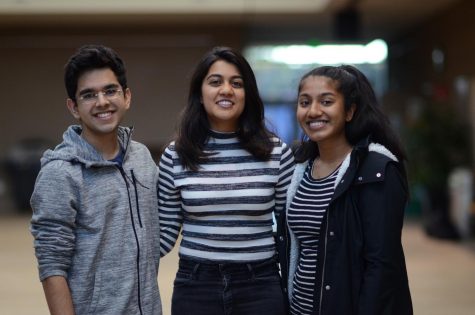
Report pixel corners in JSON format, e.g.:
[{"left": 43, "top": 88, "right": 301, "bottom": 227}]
[{"left": 178, "top": 256, "right": 278, "bottom": 276}]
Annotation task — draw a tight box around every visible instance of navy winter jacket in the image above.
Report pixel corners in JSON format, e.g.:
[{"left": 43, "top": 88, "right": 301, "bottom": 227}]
[{"left": 276, "top": 139, "right": 413, "bottom": 315}]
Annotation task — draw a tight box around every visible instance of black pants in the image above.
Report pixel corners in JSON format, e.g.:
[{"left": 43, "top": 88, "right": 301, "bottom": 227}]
[{"left": 171, "top": 257, "right": 287, "bottom": 315}]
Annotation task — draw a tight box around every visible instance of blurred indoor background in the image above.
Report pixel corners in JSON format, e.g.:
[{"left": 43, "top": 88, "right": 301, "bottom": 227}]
[{"left": 1, "top": 0, "right": 475, "bottom": 314}]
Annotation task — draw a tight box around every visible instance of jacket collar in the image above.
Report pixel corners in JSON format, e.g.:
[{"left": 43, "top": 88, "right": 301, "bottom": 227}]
[
  {"left": 288, "top": 138, "right": 398, "bottom": 207},
  {"left": 333, "top": 138, "right": 398, "bottom": 198},
  {"left": 289, "top": 138, "right": 398, "bottom": 205}
]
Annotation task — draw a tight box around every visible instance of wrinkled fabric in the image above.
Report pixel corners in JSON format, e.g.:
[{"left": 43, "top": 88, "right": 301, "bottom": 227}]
[{"left": 31, "top": 125, "right": 162, "bottom": 314}]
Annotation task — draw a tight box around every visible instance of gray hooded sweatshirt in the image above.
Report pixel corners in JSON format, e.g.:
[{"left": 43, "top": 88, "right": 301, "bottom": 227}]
[{"left": 30, "top": 125, "right": 162, "bottom": 315}]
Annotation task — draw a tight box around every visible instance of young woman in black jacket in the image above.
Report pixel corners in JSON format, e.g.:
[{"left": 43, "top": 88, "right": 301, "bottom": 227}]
[{"left": 276, "top": 65, "right": 413, "bottom": 315}]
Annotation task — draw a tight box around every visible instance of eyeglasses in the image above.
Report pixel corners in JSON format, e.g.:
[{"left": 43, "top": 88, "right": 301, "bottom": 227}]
[{"left": 77, "top": 87, "right": 123, "bottom": 105}]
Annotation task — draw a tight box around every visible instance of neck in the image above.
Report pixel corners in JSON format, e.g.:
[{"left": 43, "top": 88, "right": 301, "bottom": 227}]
[
  {"left": 312, "top": 139, "right": 352, "bottom": 179},
  {"left": 317, "top": 139, "right": 352, "bottom": 164},
  {"left": 81, "top": 131, "right": 120, "bottom": 160}
]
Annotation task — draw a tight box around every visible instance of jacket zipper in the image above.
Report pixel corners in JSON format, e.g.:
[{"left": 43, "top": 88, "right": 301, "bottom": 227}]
[
  {"left": 317, "top": 154, "right": 358, "bottom": 313},
  {"left": 118, "top": 166, "right": 144, "bottom": 315},
  {"left": 318, "top": 207, "right": 330, "bottom": 314}
]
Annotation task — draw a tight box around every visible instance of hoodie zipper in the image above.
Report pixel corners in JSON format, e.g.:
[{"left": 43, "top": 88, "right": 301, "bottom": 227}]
[
  {"left": 118, "top": 166, "right": 144, "bottom": 315},
  {"left": 131, "top": 170, "right": 143, "bottom": 228}
]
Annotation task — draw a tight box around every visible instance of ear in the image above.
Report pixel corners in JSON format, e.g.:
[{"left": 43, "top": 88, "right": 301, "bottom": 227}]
[
  {"left": 346, "top": 103, "right": 356, "bottom": 122},
  {"left": 123, "top": 88, "right": 131, "bottom": 110},
  {"left": 66, "top": 98, "right": 81, "bottom": 120}
]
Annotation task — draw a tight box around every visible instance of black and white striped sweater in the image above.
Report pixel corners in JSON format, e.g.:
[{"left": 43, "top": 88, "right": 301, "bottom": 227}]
[{"left": 158, "top": 130, "right": 295, "bottom": 262}]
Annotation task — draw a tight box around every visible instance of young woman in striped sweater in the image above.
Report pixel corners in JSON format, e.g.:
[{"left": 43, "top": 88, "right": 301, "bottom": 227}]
[{"left": 158, "top": 46, "right": 295, "bottom": 315}]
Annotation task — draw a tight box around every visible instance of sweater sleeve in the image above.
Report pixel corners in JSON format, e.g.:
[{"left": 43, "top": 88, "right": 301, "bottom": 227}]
[
  {"left": 30, "top": 161, "right": 78, "bottom": 281},
  {"left": 357, "top": 162, "right": 410, "bottom": 315},
  {"left": 275, "top": 142, "right": 295, "bottom": 214},
  {"left": 158, "top": 146, "right": 183, "bottom": 257}
]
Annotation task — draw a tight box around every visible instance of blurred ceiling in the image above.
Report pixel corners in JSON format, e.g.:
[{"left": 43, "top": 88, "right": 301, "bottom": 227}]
[{"left": 0, "top": 0, "right": 461, "bottom": 39}]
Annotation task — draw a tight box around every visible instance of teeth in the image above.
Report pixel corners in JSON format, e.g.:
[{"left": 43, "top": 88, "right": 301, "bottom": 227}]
[
  {"left": 96, "top": 112, "right": 112, "bottom": 119},
  {"left": 308, "top": 120, "right": 326, "bottom": 128},
  {"left": 217, "top": 100, "right": 233, "bottom": 107}
]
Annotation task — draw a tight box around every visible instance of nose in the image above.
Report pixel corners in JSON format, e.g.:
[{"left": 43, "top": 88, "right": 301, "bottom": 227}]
[
  {"left": 308, "top": 101, "right": 322, "bottom": 116},
  {"left": 219, "top": 82, "right": 234, "bottom": 96},
  {"left": 96, "top": 92, "right": 110, "bottom": 106}
]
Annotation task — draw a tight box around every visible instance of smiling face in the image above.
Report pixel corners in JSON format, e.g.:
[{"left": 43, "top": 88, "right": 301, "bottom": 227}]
[
  {"left": 201, "top": 60, "right": 245, "bottom": 132},
  {"left": 297, "top": 75, "right": 355, "bottom": 146},
  {"left": 67, "top": 68, "right": 131, "bottom": 144}
]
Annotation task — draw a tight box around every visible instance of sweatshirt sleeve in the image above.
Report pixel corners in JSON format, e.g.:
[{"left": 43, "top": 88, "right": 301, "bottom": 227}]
[
  {"left": 30, "top": 161, "right": 78, "bottom": 281},
  {"left": 158, "top": 146, "right": 183, "bottom": 257}
]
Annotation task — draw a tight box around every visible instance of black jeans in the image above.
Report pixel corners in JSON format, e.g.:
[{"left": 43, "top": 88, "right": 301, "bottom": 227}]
[{"left": 171, "top": 257, "right": 287, "bottom": 315}]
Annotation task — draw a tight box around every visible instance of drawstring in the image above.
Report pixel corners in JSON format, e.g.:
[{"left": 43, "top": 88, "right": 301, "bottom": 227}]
[
  {"left": 118, "top": 166, "right": 144, "bottom": 315},
  {"left": 117, "top": 168, "right": 149, "bottom": 190}
]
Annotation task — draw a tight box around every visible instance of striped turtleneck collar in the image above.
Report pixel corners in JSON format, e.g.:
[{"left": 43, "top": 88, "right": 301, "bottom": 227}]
[{"left": 209, "top": 129, "right": 238, "bottom": 139}]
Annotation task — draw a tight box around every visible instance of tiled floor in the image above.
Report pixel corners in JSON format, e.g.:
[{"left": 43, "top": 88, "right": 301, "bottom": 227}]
[{"left": 1, "top": 214, "right": 474, "bottom": 315}]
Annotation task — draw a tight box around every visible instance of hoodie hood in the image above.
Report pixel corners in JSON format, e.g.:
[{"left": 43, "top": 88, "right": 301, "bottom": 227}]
[{"left": 41, "top": 125, "right": 133, "bottom": 168}]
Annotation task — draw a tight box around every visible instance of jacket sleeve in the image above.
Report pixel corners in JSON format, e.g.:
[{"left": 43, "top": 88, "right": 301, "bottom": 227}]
[
  {"left": 30, "top": 162, "right": 78, "bottom": 281},
  {"left": 357, "top": 162, "right": 409, "bottom": 315},
  {"left": 158, "top": 147, "right": 183, "bottom": 257}
]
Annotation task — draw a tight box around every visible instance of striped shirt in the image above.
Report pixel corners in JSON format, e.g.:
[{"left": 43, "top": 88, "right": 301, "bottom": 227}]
[
  {"left": 158, "top": 130, "right": 295, "bottom": 262},
  {"left": 288, "top": 161, "right": 339, "bottom": 315}
]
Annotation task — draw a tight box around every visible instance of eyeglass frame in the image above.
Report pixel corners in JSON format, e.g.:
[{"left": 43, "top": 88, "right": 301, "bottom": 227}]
[{"left": 76, "top": 86, "right": 124, "bottom": 104}]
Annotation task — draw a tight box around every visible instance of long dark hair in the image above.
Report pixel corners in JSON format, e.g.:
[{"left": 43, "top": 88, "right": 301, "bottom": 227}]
[
  {"left": 294, "top": 65, "right": 407, "bottom": 163},
  {"left": 175, "top": 46, "right": 274, "bottom": 171}
]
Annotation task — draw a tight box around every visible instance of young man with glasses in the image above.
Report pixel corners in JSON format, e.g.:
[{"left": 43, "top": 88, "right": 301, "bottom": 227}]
[{"left": 30, "top": 45, "right": 162, "bottom": 315}]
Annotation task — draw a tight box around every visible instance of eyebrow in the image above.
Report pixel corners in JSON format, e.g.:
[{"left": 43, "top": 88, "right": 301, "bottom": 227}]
[
  {"left": 78, "top": 83, "right": 120, "bottom": 95},
  {"left": 298, "top": 92, "right": 335, "bottom": 98},
  {"left": 205, "top": 74, "right": 243, "bottom": 80}
]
